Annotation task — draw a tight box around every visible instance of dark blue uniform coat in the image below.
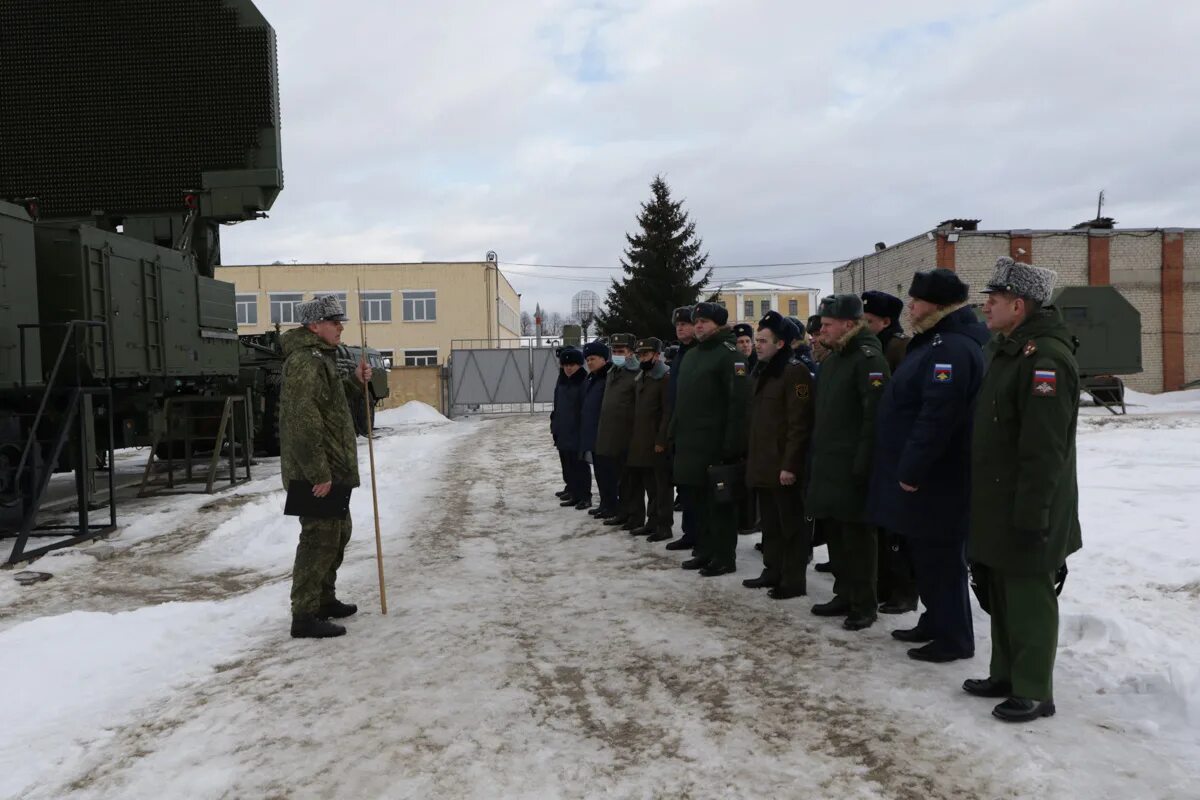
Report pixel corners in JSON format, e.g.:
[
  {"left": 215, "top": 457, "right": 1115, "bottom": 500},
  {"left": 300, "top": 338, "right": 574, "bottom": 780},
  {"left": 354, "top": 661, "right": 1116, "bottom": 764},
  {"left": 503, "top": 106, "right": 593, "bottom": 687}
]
[
  {"left": 867, "top": 305, "right": 989, "bottom": 538},
  {"left": 550, "top": 367, "right": 587, "bottom": 453},
  {"left": 580, "top": 362, "right": 611, "bottom": 454}
]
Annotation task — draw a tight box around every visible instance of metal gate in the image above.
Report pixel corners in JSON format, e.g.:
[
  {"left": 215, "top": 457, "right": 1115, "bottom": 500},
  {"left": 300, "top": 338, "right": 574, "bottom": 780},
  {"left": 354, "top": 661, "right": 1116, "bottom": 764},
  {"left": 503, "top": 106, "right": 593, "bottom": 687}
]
[{"left": 447, "top": 339, "right": 559, "bottom": 418}]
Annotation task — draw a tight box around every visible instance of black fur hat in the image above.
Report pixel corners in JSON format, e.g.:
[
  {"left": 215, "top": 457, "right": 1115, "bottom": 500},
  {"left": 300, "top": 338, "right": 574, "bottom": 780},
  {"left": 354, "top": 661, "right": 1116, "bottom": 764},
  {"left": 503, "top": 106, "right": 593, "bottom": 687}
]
[
  {"left": 732, "top": 323, "right": 754, "bottom": 340},
  {"left": 757, "top": 310, "right": 799, "bottom": 344},
  {"left": 861, "top": 290, "right": 903, "bottom": 322},
  {"left": 692, "top": 301, "right": 729, "bottom": 326},
  {"left": 908, "top": 268, "right": 969, "bottom": 306},
  {"left": 816, "top": 293, "right": 864, "bottom": 320},
  {"left": 806, "top": 315, "right": 822, "bottom": 336},
  {"left": 672, "top": 306, "right": 694, "bottom": 324},
  {"left": 559, "top": 347, "right": 584, "bottom": 366}
]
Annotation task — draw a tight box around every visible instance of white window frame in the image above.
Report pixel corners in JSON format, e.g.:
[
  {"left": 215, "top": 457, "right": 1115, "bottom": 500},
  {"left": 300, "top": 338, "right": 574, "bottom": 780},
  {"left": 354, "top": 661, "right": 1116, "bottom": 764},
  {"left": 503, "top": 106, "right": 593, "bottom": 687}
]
[
  {"left": 403, "top": 348, "right": 439, "bottom": 367},
  {"left": 359, "top": 290, "right": 392, "bottom": 323},
  {"left": 402, "top": 290, "right": 437, "bottom": 322},
  {"left": 269, "top": 292, "right": 304, "bottom": 325},
  {"left": 743, "top": 300, "right": 754, "bottom": 319},
  {"left": 235, "top": 293, "right": 258, "bottom": 326}
]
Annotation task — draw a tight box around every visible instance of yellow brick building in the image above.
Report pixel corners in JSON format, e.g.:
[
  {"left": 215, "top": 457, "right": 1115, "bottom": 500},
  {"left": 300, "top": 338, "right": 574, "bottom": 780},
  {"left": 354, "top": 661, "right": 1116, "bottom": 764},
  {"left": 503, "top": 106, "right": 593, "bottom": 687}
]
[
  {"left": 215, "top": 261, "right": 521, "bottom": 369},
  {"left": 706, "top": 279, "right": 821, "bottom": 325}
]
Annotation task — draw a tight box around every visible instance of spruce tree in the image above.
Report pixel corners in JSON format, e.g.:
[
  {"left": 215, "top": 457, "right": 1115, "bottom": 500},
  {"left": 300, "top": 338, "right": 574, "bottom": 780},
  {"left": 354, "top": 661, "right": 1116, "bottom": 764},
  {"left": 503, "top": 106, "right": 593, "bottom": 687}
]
[{"left": 596, "top": 176, "right": 711, "bottom": 341}]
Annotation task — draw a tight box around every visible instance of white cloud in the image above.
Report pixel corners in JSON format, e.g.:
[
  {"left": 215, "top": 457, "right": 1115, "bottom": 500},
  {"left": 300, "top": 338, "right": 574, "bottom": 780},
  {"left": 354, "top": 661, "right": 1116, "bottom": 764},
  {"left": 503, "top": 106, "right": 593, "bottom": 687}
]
[{"left": 222, "top": 0, "right": 1200, "bottom": 316}]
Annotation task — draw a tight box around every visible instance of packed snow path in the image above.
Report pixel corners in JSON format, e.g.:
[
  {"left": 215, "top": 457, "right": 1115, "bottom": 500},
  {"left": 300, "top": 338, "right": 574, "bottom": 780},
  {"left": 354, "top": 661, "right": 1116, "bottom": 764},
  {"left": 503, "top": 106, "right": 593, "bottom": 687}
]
[{"left": 4, "top": 406, "right": 1200, "bottom": 799}]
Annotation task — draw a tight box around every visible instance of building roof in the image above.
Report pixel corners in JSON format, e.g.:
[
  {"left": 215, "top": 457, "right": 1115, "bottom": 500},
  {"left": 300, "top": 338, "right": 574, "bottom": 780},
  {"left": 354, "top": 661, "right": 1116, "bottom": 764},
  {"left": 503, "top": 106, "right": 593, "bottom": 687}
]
[{"left": 705, "top": 278, "right": 820, "bottom": 293}]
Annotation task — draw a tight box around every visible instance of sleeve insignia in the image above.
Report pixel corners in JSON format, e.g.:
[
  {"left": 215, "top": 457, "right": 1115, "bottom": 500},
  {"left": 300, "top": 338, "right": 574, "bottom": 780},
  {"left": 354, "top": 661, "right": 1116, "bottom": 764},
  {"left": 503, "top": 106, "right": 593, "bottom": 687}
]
[
  {"left": 734, "top": 362, "right": 747, "bottom": 376},
  {"left": 1023, "top": 340, "right": 1038, "bottom": 358},
  {"left": 933, "top": 363, "right": 953, "bottom": 383},
  {"left": 724, "top": 342, "right": 737, "bottom": 351},
  {"left": 1033, "top": 369, "right": 1057, "bottom": 396},
  {"left": 931, "top": 334, "right": 943, "bottom": 347},
  {"left": 795, "top": 383, "right": 810, "bottom": 399},
  {"left": 868, "top": 371, "right": 885, "bottom": 388}
]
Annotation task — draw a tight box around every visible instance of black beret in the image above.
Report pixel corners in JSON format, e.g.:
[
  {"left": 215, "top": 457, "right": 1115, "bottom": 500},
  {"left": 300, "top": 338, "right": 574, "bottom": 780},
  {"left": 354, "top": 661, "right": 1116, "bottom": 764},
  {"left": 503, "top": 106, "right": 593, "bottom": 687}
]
[
  {"left": 816, "top": 294, "right": 864, "bottom": 320},
  {"left": 908, "top": 268, "right": 969, "bottom": 306},
  {"left": 732, "top": 323, "right": 755, "bottom": 339},
  {"left": 672, "top": 306, "right": 694, "bottom": 324},
  {"left": 558, "top": 347, "right": 584, "bottom": 366},
  {"left": 692, "top": 301, "right": 729, "bottom": 326},
  {"left": 861, "top": 290, "right": 903, "bottom": 322},
  {"left": 757, "top": 310, "right": 799, "bottom": 344}
]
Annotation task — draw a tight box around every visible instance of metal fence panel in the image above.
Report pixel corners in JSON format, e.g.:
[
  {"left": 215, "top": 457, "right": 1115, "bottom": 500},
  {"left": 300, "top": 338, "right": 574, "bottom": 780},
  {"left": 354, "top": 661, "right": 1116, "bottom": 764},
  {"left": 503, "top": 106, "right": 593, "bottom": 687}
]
[{"left": 448, "top": 341, "right": 559, "bottom": 417}]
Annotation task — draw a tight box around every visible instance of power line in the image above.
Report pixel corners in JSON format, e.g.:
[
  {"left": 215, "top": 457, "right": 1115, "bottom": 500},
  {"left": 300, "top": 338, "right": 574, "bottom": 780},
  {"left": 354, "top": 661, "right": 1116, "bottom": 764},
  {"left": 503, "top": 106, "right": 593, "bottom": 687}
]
[{"left": 498, "top": 257, "right": 852, "bottom": 271}]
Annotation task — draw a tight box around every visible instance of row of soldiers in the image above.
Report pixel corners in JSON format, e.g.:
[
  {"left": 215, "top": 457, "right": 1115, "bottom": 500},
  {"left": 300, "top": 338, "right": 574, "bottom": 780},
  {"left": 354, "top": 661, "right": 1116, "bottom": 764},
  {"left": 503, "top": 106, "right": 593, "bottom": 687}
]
[{"left": 550, "top": 256, "right": 1081, "bottom": 724}]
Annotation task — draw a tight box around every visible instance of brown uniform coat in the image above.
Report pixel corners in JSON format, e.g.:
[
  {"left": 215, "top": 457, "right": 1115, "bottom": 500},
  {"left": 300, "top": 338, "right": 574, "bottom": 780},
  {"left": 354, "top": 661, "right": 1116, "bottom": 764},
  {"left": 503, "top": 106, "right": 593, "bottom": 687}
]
[{"left": 745, "top": 348, "right": 815, "bottom": 488}]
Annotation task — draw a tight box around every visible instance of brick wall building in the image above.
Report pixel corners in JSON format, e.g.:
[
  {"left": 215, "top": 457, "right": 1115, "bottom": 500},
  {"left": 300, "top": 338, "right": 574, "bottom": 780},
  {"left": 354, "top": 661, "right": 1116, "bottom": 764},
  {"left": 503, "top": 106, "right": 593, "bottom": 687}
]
[{"left": 832, "top": 221, "right": 1200, "bottom": 393}]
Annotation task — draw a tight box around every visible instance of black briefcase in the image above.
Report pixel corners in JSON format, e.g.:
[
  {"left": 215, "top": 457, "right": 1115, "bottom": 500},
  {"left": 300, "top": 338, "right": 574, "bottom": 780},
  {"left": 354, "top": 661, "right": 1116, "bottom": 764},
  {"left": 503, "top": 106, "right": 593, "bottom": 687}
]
[
  {"left": 707, "top": 462, "right": 745, "bottom": 505},
  {"left": 283, "top": 480, "right": 353, "bottom": 520}
]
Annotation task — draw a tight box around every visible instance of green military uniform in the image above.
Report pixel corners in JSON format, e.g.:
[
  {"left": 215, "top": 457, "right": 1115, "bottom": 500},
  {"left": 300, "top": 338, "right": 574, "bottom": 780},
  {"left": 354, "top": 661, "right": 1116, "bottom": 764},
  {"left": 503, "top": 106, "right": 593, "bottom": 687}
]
[
  {"left": 626, "top": 351, "right": 672, "bottom": 536},
  {"left": 670, "top": 327, "right": 750, "bottom": 569},
  {"left": 279, "top": 326, "right": 363, "bottom": 617},
  {"left": 805, "top": 322, "right": 890, "bottom": 621},
  {"left": 596, "top": 341, "right": 639, "bottom": 521},
  {"left": 970, "top": 307, "right": 1081, "bottom": 702},
  {"left": 746, "top": 347, "right": 814, "bottom": 593}
]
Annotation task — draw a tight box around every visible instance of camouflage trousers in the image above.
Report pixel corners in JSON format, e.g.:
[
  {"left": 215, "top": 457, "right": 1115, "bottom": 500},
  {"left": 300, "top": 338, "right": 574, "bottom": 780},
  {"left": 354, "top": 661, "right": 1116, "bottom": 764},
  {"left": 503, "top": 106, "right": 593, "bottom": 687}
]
[{"left": 290, "top": 515, "right": 353, "bottom": 616}]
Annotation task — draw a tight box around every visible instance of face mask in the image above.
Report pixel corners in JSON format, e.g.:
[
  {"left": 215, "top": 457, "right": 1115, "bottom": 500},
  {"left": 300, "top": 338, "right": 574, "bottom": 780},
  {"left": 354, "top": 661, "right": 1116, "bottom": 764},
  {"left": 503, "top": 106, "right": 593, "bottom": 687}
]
[
  {"left": 639, "top": 359, "right": 655, "bottom": 372},
  {"left": 611, "top": 355, "right": 626, "bottom": 367}
]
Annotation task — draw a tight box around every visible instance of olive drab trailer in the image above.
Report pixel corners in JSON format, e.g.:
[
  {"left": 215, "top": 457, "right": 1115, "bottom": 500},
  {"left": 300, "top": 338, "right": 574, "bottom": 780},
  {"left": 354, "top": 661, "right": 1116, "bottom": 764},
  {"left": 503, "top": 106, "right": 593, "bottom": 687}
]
[
  {"left": 0, "top": 0, "right": 284, "bottom": 562},
  {"left": 1051, "top": 286, "right": 1142, "bottom": 414}
]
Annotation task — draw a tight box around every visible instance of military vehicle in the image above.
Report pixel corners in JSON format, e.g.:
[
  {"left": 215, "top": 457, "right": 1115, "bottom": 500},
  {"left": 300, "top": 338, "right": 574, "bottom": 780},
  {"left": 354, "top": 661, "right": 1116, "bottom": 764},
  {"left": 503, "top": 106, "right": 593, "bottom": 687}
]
[
  {"left": 0, "top": 0, "right": 283, "bottom": 561},
  {"left": 1051, "top": 285, "right": 1142, "bottom": 412}
]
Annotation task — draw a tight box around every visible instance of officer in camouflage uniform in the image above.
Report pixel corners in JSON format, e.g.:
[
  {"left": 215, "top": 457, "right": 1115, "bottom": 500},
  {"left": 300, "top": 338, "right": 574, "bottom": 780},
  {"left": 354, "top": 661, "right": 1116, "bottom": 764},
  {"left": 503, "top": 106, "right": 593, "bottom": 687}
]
[
  {"left": 965, "top": 258, "right": 1082, "bottom": 723},
  {"left": 280, "top": 294, "right": 371, "bottom": 639}
]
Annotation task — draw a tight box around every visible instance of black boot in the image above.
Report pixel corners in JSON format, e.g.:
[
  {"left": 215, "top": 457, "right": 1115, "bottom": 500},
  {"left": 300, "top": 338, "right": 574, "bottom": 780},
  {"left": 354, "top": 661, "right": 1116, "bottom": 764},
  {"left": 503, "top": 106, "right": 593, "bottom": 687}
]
[
  {"left": 811, "top": 597, "right": 851, "bottom": 617},
  {"left": 646, "top": 530, "right": 672, "bottom": 542},
  {"left": 681, "top": 556, "right": 710, "bottom": 570},
  {"left": 879, "top": 598, "right": 918, "bottom": 615},
  {"left": 908, "top": 642, "right": 973, "bottom": 663},
  {"left": 699, "top": 562, "right": 736, "bottom": 577},
  {"left": 963, "top": 677, "right": 1013, "bottom": 698},
  {"left": 768, "top": 586, "right": 806, "bottom": 600},
  {"left": 559, "top": 497, "right": 578, "bottom": 507},
  {"left": 992, "top": 697, "right": 1056, "bottom": 723},
  {"left": 603, "top": 515, "right": 630, "bottom": 527},
  {"left": 814, "top": 561, "right": 833, "bottom": 573},
  {"left": 891, "top": 626, "right": 935, "bottom": 643},
  {"left": 629, "top": 525, "right": 653, "bottom": 536},
  {"left": 842, "top": 614, "right": 876, "bottom": 631},
  {"left": 621, "top": 520, "right": 642, "bottom": 532},
  {"left": 317, "top": 599, "right": 358, "bottom": 619},
  {"left": 664, "top": 538, "right": 694, "bottom": 551},
  {"left": 555, "top": 490, "right": 571, "bottom": 499},
  {"left": 291, "top": 614, "right": 346, "bottom": 639},
  {"left": 754, "top": 542, "right": 763, "bottom": 552},
  {"left": 588, "top": 506, "right": 605, "bottom": 516},
  {"left": 574, "top": 499, "right": 593, "bottom": 511},
  {"left": 742, "top": 571, "right": 776, "bottom": 589}
]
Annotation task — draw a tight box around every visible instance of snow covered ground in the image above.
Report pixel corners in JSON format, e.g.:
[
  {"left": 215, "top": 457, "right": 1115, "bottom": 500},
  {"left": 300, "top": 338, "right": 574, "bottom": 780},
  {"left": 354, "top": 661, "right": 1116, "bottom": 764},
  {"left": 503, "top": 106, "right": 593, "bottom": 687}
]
[{"left": 2, "top": 395, "right": 1200, "bottom": 799}]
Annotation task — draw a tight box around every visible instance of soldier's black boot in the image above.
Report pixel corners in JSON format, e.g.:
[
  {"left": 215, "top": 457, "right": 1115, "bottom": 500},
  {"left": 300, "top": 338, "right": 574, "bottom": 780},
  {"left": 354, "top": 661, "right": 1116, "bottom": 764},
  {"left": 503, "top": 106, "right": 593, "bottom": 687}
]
[
  {"left": 291, "top": 614, "right": 346, "bottom": 639},
  {"left": 699, "top": 562, "right": 736, "bottom": 577},
  {"left": 603, "top": 514, "right": 630, "bottom": 527},
  {"left": 992, "top": 697, "right": 1056, "bottom": 723},
  {"left": 879, "top": 597, "right": 918, "bottom": 615},
  {"left": 646, "top": 529, "right": 672, "bottom": 542},
  {"left": 559, "top": 496, "right": 578, "bottom": 507},
  {"left": 811, "top": 597, "right": 851, "bottom": 617},
  {"left": 742, "top": 571, "right": 776, "bottom": 589},
  {"left": 681, "top": 556, "right": 710, "bottom": 571},
  {"left": 574, "top": 499, "right": 593, "bottom": 511},
  {"left": 962, "top": 677, "right": 1012, "bottom": 698},
  {"left": 768, "top": 585, "right": 806, "bottom": 600},
  {"left": 665, "top": 538, "right": 694, "bottom": 551},
  {"left": 317, "top": 599, "right": 358, "bottom": 619},
  {"left": 892, "top": 626, "right": 935, "bottom": 643},
  {"left": 842, "top": 613, "right": 876, "bottom": 631},
  {"left": 814, "top": 561, "right": 833, "bottom": 573},
  {"left": 555, "top": 490, "right": 571, "bottom": 499}
]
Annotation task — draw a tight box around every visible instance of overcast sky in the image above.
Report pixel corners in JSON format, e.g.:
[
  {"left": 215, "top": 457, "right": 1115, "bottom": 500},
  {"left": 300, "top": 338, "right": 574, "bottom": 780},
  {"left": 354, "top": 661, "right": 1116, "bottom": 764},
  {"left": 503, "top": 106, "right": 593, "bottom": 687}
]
[{"left": 222, "top": 0, "right": 1200, "bottom": 316}]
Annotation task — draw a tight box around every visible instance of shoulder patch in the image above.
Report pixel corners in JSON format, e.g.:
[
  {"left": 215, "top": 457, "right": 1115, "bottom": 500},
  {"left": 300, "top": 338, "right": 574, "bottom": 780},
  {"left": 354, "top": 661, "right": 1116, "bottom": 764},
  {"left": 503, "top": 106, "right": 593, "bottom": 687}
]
[
  {"left": 795, "top": 383, "right": 810, "bottom": 399},
  {"left": 1023, "top": 340, "right": 1038, "bottom": 358},
  {"left": 933, "top": 363, "right": 953, "bottom": 383},
  {"left": 860, "top": 345, "right": 874, "bottom": 357},
  {"left": 734, "top": 361, "right": 747, "bottom": 376},
  {"left": 1033, "top": 369, "right": 1057, "bottom": 396},
  {"left": 868, "top": 371, "right": 885, "bottom": 389}
]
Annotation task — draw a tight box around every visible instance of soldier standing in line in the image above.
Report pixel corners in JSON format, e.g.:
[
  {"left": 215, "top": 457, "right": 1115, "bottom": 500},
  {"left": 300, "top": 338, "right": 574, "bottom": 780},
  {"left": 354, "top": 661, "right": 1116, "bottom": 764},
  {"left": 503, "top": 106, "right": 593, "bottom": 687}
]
[
  {"left": 626, "top": 337, "right": 673, "bottom": 542},
  {"left": 742, "top": 312, "right": 815, "bottom": 599},
  {"left": 964, "top": 257, "right": 1082, "bottom": 723},
  {"left": 733, "top": 322, "right": 760, "bottom": 536},
  {"left": 862, "top": 289, "right": 919, "bottom": 616},
  {"left": 665, "top": 307, "right": 700, "bottom": 553},
  {"left": 579, "top": 341, "right": 612, "bottom": 515},
  {"left": 595, "top": 333, "right": 640, "bottom": 529},
  {"left": 280, "top": 295, "right": 371, "bottom": 639},
  {"left": 866, "top": 269, "right": 988, "bottom": 663},
  {"left": 786, "top": 316, "right": 818, "bottom": 376},
  {"left": 670, "top": 302, "right": 750, "bottom": 577},
  {"left": 805, "top": 294, "right": 890, "bottom": 631},
  {"left": 551, "top": 347, "right": 591, "bottom": 509}
]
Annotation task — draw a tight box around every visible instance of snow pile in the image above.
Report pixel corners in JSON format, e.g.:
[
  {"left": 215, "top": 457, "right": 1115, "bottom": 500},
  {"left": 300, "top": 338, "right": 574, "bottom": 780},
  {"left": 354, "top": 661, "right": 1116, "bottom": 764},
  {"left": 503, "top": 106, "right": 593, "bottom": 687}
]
[{"left": 377, "top": 400, "right": 451, "bottom": 426}]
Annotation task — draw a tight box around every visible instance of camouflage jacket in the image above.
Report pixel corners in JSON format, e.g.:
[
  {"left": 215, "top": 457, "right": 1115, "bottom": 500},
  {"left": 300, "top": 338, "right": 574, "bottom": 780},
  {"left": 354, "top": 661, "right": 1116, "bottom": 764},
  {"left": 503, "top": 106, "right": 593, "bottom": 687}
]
[{"left": 279, "top": 327, "right": 362, "bottom": 489}]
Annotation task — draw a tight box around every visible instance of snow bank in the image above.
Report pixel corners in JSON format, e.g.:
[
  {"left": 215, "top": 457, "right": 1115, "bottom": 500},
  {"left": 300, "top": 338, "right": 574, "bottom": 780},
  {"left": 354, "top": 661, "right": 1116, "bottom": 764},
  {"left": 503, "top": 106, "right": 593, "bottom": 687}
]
[
  {"left": 0, "top": 588, "right": 284, "bottom": 799},
  {"left": 377, "top": 400, "right": 450, "bottom": 425}
]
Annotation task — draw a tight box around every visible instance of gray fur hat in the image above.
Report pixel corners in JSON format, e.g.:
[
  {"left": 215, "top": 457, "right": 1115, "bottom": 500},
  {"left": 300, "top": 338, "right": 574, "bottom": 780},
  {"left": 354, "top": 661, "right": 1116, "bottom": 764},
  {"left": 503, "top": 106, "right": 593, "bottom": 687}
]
[
  {"left": 982, "top": 257, "right": 1057, "bottom": 304},
  {"left": 816, "top": 293, "right": 864, "bottom": 320},
  {"left": 296, "top": 294, "right": 349, "bottom": 325}
]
